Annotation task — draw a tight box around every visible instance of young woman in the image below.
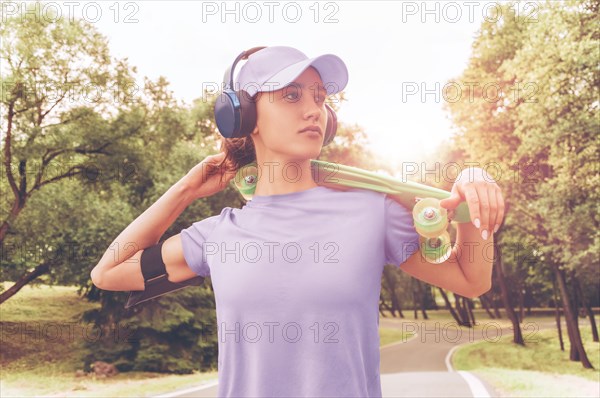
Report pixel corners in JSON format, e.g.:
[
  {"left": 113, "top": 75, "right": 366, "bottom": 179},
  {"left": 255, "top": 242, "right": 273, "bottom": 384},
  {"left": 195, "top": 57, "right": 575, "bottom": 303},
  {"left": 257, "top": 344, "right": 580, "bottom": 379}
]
[{"left": 91, "top": 46, "right": 504, "bottom": 397}]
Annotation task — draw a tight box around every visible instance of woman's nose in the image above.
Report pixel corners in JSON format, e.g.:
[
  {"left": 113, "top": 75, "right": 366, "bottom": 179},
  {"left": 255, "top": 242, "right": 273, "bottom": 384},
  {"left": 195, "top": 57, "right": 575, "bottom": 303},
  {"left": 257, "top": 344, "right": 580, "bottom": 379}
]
[{"left": 302, "top": 95, "right": 322, "bottom": 121}]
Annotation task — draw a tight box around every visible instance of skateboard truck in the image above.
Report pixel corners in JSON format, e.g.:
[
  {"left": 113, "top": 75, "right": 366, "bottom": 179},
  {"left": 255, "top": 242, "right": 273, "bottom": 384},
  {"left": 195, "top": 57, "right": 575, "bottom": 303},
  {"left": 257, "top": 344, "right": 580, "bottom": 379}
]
[{"left": 415, "top": 196, "right": 455, "bottom": 222}]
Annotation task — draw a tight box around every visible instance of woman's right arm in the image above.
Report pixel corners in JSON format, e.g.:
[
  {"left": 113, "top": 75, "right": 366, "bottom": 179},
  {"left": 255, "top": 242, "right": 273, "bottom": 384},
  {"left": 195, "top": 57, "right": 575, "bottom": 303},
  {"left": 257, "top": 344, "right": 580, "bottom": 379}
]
[
  {"left": 90, "top": 152, "right": 236, "bottom": 291},
  {"left": 90, "top": 234, "right": 197, "bottom": 291}
]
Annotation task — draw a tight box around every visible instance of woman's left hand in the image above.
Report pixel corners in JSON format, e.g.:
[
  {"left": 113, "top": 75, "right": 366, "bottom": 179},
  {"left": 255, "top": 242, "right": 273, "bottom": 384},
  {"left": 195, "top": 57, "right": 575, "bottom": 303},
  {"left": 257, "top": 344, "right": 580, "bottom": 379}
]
[{"left": 439, "top": 167, "right": 505, "bottom": 240}]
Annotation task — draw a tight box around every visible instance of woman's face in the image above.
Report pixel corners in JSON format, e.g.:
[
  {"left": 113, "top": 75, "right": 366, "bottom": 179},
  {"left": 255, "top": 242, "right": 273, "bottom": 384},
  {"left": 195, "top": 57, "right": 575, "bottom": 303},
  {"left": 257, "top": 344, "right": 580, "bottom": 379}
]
[{"left": 251, "top": 66, "right": 328, "bottom": 163}]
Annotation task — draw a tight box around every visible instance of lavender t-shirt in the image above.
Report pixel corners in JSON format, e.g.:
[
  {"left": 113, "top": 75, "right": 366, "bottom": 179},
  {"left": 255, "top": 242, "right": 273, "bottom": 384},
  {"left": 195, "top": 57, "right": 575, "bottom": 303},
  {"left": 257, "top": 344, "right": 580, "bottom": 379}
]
[{"left": 180, "top": 186, "right": 420, "bottom": 397}]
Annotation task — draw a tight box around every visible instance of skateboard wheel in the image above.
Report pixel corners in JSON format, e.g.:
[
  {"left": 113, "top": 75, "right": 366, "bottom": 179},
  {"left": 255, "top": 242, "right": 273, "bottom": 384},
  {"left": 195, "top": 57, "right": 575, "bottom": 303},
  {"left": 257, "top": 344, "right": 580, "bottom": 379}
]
[
  {"left": 412, "top": 198, "right": 448, "bottom": 238},
  {"left": 419, "top": 231, "right": 452, "bottom": 264},
  {"left": 233, "top": 162, "right": 258, "bottom": 200}
]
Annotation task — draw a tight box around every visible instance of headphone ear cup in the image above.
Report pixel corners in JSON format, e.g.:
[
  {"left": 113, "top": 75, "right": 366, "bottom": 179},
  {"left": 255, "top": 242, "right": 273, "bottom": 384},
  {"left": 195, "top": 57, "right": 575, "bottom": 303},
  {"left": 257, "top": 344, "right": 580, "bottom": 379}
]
[
  {"left": 214, "top": 89, "right": 241, "bottom": 138},
  {"left": 214, "top": 90, "right": 257, "bottom": 139},
  {"left": 323, "top": 103, "right": 337, "bottom": 146},
  {"left": 237, "top": 90, "right": 258, "bottom": 137}
]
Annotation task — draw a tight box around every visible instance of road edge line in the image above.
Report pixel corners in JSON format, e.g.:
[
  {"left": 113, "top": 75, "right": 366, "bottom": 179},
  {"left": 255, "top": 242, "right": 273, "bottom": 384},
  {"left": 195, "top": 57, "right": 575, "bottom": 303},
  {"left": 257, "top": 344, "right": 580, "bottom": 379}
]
[
  {"left": 446, "top": 343, "right": 491, "bottom": 398},
  {"left": 457, "top": 371, "right": 492, "bottom": 398},
  {"left": 380, "top": 332, "right": 419, "bottom": 349},
  {"left": 152, "top": 380, "right": 219, "bottom": 398}
]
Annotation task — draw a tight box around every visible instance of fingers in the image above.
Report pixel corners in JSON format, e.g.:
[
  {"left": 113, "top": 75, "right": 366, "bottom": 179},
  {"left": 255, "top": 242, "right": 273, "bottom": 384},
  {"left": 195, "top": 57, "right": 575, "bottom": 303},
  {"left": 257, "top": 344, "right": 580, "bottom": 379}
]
[
  {"left": 465, "top": 183, "right": 493, "bottom": 240},
  {"left": 493, "top": 187, "right": 505, "bottom": 233},
  {"left": 463, "top": 185, "right": 481, "bottom": 229},
  {"left": 486, "top": 185, "right": 498, "bottom": 237},
  {"left": 467, "top": 183, "right": 505, "bottom": 240},
  {"left": 205, "top": 152, "right": 227, "bottom": 164},
  {"left": 440, "top": 190, "right": 461, "bottom": 210},
  {"left": 476, "top": 185, "right": 490, "bottom": 240}
]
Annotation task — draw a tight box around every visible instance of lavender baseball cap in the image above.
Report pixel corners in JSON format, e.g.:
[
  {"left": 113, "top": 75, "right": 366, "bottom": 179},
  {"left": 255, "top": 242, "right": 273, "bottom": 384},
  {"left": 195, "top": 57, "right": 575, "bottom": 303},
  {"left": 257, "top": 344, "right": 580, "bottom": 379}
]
[{"left": 234, "top": 46, "right": 349, "bottom": 97}]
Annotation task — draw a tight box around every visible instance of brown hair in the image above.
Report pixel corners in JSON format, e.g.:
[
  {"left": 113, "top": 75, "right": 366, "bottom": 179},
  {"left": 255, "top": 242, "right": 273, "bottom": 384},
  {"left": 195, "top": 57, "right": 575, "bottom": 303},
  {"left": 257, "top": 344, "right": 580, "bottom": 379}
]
[
  {"left": 213, "top": 83, "right": 325, "bottom": 177},
  {"left": 216, "top": 135, "right": 257, "bottom": 177},
  {"left": 213, "top": 91, "right": 261, "bottom": 180}
]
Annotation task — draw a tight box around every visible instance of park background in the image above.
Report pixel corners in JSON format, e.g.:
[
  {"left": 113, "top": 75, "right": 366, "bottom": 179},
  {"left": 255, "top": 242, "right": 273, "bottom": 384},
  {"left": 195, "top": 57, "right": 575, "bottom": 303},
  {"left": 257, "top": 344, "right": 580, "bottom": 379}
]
[{"left": 1, "top": 0, "right": 598, "bottom": 397}]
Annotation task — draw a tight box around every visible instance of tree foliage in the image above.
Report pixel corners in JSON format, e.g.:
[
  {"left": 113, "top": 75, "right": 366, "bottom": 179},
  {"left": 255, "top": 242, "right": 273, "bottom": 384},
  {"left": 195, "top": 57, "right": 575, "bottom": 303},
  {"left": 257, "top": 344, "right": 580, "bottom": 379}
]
[{"left": 444, "top": 0, "right": 599, "bottom": 367}]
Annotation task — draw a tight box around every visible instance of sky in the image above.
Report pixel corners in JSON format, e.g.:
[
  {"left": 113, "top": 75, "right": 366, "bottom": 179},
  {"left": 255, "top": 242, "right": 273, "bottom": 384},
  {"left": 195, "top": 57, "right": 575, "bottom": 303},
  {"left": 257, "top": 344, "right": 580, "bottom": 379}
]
[{"left": 74, "top": 0, "right": 510, "bottom": 169}]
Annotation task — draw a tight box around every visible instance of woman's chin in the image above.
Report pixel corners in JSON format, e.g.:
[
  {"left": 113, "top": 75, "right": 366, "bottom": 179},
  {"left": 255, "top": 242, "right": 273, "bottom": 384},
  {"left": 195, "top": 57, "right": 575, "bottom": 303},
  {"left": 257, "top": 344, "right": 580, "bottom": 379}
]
[{"left": 290, "top": 147, "right": 322, "bottom": 161}]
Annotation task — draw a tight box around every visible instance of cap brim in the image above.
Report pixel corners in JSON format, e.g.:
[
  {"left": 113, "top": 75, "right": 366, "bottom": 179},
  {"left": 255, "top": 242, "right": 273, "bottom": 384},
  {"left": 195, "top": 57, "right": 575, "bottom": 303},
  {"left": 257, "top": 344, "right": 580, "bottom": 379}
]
[{"left": 254, "top": 54, "right": 348, "bottom": 97}]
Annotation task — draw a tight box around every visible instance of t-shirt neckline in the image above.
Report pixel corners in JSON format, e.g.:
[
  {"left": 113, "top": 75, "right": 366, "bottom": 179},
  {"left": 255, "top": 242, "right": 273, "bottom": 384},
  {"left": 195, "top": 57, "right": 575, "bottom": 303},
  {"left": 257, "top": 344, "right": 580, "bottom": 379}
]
[{"left": 246, "top": 186, "right": 326, "bottom": 206}]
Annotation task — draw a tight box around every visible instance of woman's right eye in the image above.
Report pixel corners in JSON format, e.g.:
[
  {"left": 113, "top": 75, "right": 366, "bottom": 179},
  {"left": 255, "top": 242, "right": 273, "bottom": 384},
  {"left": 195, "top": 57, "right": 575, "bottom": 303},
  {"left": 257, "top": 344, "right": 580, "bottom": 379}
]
[{"left": 284, "top": 91, "right": 300, "bottom": 101}]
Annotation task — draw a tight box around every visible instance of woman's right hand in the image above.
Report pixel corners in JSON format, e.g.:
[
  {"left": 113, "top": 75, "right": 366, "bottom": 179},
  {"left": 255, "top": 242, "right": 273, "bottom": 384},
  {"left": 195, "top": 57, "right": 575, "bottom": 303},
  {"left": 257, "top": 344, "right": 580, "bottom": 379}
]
[{"left": 183, "top": 152, "right": 237, "bottom": 199}]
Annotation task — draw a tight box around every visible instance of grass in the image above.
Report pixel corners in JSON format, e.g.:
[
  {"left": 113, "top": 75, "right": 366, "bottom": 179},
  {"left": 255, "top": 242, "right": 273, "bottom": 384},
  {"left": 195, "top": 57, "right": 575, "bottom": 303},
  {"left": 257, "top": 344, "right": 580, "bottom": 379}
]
[
  {"left": 452, "top": 322, "right": 600, "bottom": 397},
  {"left": 379, "top": 327, "right": 414, "bottom": 347},
  {"left": 0, "top": 283, "right": 101, "bottom": 375},
  {"left": 0, "top": 283, "right": 413, "bottom": 397},
  {"left": 0, "top": 369, "right": 219, "bottom": 398},
  {"left": 4, "top": 282, "right": 597, "bottom": 397},
  {"left": 0, "top": 283, "right": 99, "bottom": 322},
  {"left": 0, "top": 283, "right": 219, "bottom": 398},
  {"left": 378, "top": 308, "right": 516, "bottom": 332}
]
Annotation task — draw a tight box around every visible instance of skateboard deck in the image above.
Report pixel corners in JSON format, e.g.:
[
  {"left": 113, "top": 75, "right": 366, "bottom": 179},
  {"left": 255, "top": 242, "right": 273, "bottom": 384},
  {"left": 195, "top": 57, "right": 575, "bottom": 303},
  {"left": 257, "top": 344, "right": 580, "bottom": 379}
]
[{"left": 234, "top": 159, "right": 471, "bottom": 264}]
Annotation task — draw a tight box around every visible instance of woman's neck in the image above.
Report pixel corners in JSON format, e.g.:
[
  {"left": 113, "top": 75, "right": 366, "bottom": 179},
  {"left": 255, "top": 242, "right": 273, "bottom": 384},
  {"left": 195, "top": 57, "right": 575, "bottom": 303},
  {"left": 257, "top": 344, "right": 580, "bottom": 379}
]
[{"left": 252, "top": 158, "right": 318, "bottom": 197}]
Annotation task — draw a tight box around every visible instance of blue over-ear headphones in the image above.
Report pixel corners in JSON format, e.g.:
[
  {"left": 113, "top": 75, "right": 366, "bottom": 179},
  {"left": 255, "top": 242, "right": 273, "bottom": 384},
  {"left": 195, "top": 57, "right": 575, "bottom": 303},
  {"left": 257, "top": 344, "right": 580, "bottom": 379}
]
[{"left": 213, "top": 46, "right": 338, "bottom": 146}]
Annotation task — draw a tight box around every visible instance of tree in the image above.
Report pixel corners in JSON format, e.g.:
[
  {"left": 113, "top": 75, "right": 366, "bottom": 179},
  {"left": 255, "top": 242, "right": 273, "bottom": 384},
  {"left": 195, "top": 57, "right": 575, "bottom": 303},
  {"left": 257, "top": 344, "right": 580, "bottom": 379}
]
[
  {"left": 0, "top": 3, "right": 142, "bottom": 301},
  {"left": 445, "top": 0, "right": 598, "bottom": 368}
]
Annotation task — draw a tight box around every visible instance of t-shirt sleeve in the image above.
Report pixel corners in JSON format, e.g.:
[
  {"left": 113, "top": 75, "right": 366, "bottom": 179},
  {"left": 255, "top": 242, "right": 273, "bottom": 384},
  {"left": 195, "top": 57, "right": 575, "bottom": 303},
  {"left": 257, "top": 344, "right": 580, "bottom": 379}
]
[
  {"left": 180, "top": 214, "right": 220, "bottom": 277},
  {"left": 384, "top": 194, "right": 421, "bottom": 267}
]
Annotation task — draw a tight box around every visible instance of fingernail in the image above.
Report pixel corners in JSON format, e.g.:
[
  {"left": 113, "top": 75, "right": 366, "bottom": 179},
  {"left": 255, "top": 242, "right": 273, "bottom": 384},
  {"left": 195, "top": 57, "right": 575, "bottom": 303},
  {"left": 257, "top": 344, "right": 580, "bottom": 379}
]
[
  {"left": 482, "top": 230, "right": 488, "bottom": 240},
  {"left": 493, "top": 225, "right": 499, "bottom": 234},
  {"left": 473, "top": 218, "right": 480, "bottom": 229}
]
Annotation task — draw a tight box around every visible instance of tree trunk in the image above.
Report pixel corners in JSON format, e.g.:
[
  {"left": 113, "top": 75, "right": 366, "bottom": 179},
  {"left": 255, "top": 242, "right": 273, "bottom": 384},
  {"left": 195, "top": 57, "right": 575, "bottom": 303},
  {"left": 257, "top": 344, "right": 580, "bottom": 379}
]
[
  {"left": 525, "top": 288, "right": 533, "bottom": 316},
  {"left": 518, "top": 285, "right": 525, "bottom": 321},
  {"left": 454, "top": 293, "right": 471, "bottom": 327},
  {"left": 466, "top": 298, "right": 476, "bottom": 326},
  {"left": 0, "top": 261, "right": 51, "bottom": 304},
  {"left": 552, "top": 274, "right": 565, "bottom": 351},
  {"left": 480, "top": 294, "right": 496, "bottom": 319},
  {"left": 416, "top": 280, "right": 429, "bottom": 320},
  {"left": 570, "top": 270, "right": 581, "bottom": 361},
  {"left": 439, "top": 287, "right": 461, "bottom": 324},
  {"left": 429, "top": 285, "right": 439, "bottom": 310},
  {"left": 1, "top": 102, "right": 26, "bottom": 245},
  {"left": 574, "top": 275, "right": 598, "bottom": 342},
  {"left": 494, "top": 244, "right": 524, "bottom": 345},
  {"left": 412, "top": 278, "right": 418, "bottom": 320},
  {"left": 382, "top": 267, "right": 399, "bottom": 317},
  {"left": 397, "top": 299, "right": 404, "bottom": 319},
  {"left": 554, "top": 264, "right": 594, "bottom": 368},
  {"left": 379, "top": 299, "right": 390, "bottom": 318},
  {"left": 492, "top": 294, "right": 502, "bottom": 319}
]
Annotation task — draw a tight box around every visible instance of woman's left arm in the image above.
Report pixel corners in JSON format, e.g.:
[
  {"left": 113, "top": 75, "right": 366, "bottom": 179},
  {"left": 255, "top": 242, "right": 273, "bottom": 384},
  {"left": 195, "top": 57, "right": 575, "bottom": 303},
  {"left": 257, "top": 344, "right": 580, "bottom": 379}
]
[{"left": 398, "top": 167, "right": 505, "bottom": 298}]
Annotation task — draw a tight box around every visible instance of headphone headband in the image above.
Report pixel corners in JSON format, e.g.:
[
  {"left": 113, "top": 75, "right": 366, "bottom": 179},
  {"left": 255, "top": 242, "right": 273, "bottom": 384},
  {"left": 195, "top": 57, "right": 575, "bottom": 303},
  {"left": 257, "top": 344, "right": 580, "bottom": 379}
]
[
  {"left": 222, "top": 46, "right": 267, "bottom": 91},
  {"left": 214, "top": 46, "right": 338, "bottom": 145}
]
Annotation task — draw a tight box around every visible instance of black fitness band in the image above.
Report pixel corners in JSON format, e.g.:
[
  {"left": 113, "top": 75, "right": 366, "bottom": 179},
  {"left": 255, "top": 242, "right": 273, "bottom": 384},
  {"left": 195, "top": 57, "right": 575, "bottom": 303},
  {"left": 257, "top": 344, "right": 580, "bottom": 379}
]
[
  {"left": 140, "top": 241, "right": 167, "bottom": 283},
  {"left": 125, "top": 241, "right": 205, "bottom": 309}
]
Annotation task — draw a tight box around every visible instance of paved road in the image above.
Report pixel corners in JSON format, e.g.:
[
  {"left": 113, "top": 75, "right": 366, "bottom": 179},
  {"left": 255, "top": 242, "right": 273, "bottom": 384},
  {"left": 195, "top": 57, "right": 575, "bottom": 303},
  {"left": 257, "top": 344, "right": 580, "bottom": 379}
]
[{"left": 154, "top": 318, "right": 565, "bottom": 398}]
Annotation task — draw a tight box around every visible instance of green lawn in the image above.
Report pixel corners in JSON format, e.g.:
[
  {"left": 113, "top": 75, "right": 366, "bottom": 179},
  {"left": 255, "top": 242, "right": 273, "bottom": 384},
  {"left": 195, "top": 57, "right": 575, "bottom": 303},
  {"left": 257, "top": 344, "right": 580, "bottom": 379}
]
[
  {"left": 379, "top": 327, "right": 414, "bottom": 347},
  {"left": 0, "top": 283, "right": 220, "bottom": 397},
  {"left": 453, "top": 323, "right": 600, "bottom": 397},
  {"left": 0, "top": 283, "right": 412, "bottom": 397}
]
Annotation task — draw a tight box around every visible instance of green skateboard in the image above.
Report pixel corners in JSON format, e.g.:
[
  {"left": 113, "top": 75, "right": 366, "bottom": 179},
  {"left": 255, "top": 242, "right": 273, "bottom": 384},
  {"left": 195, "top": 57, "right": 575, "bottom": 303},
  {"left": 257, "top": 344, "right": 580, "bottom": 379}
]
[
  {"left": 232, "top": 159, "right": 471, "bottom": 264},
  {"left": 124, "top": 159, "right": 472, "bottom": 309}
]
